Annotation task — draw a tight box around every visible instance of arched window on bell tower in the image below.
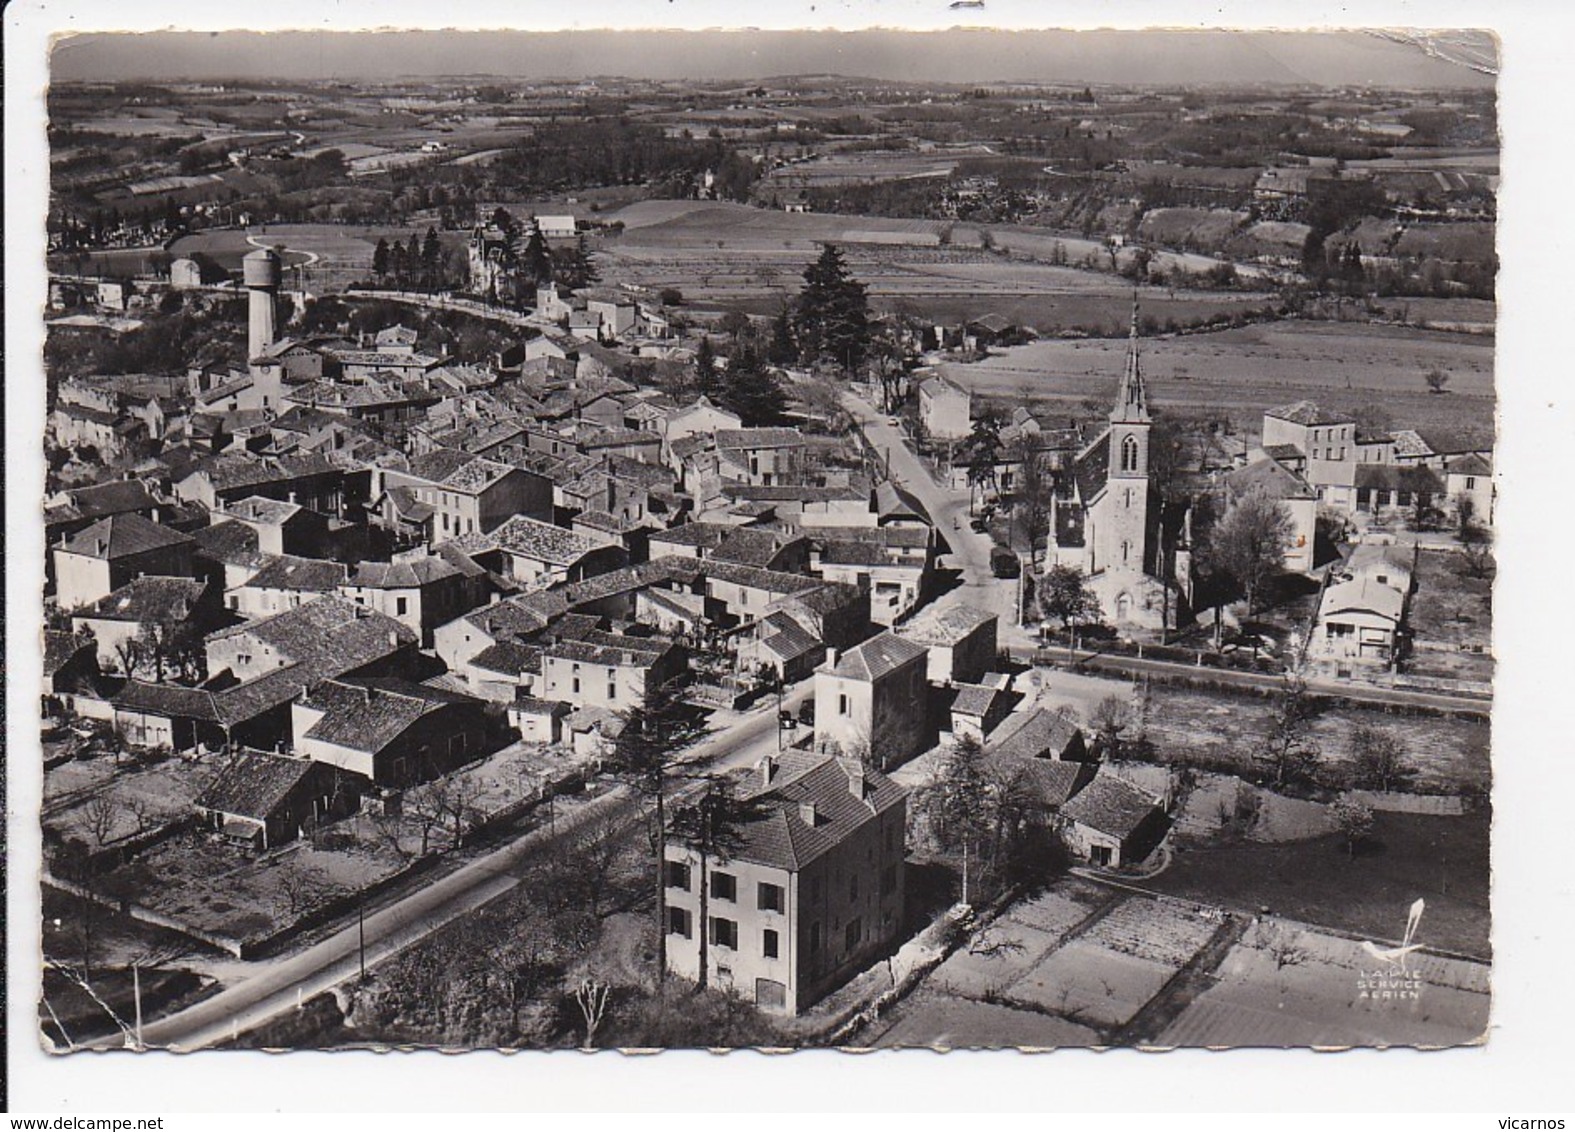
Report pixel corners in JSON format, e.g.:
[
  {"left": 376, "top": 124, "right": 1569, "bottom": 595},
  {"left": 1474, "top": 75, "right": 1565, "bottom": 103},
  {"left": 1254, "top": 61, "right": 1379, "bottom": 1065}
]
[{"left": 1120, "top": 434, "right": 1139, "bottom": 474}]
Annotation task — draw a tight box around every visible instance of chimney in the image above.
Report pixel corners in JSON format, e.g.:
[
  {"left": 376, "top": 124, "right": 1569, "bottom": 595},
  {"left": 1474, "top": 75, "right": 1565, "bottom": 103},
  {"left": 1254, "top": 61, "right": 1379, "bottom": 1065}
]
[
  {"left": 757, "top": 754, "right": 778, "bottom": 789},
  {"left": 362, "top": 684, "right": 373, "bottom": 705},
  {"left": 388, "top": 630, "right": 399, "bottom": 648},
  {"left": 798, "top": 802, "right": 817, "bottom": 826}
]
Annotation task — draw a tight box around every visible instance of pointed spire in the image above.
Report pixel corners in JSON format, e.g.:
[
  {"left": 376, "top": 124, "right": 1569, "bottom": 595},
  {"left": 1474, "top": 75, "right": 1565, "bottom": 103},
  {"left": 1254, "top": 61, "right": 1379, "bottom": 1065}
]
[{"left": 1113, "top": 290, "right": 1150, "bottom": 424}]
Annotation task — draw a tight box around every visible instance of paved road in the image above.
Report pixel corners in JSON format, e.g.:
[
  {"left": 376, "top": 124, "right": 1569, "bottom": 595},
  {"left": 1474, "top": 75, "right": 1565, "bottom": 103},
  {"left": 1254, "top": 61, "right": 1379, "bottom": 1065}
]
[
  {"left": 1006, "top": 642, "right": 1490, "bottom": 714},
  {"left": 842, "top": 394, "right": 1032, "bottom": 646},
  {"left": 109, "top": 686, "right": 809, "bottom": 1052}
]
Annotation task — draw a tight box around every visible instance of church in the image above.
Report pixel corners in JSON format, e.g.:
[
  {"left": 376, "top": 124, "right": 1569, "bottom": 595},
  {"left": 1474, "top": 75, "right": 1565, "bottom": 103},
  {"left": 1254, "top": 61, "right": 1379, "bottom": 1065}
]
[{"left": 1046, "top": 306, "right": 1179, "bottom": 629}]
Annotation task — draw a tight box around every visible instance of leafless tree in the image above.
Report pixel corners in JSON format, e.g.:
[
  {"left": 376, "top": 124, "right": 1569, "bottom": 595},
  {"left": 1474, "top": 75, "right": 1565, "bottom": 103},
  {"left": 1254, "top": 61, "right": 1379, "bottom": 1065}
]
[
  {"left": 1090, "top": 694, "right": 1134, "bottom": 761},
  {"left": 80, "top": 793, "right": 118, "bottom": 849},
  {"left": 1423, "top": 368, "right": 1450, "bottom": 395},
  {"left": 574, "top": 975, "right": 611, "bottom": 1050},
  {"left": 1349, "top": 724, "right": 1411, "bottom": 793},
  {"left": 274, "top": 864, "right": 337, "bottom": 920}
]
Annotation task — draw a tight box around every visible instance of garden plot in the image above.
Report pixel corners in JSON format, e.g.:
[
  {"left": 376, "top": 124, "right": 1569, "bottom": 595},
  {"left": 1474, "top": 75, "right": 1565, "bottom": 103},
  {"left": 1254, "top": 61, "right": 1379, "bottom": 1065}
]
[
  {"left": 928, "top": 922, "right": 1062, "bottom": 1000},
  {"left": 1008, "top": 883, "right": 1111, "bottom": 934},
  {"left": 872, "top": 988, "right": 1102, "bottom": 1050},
  {"left": 1006, "top": 938, "right": 1174, "bottom": 1030},
  {"left": 44, "top": 757, "right": 208, "bottom": 848},
  {"left": 1081, "top": 896, "right": 1223, "bottom": 969},
  {"left": 1157, "top": 922, "right": 1490, "bottom": 1048}
]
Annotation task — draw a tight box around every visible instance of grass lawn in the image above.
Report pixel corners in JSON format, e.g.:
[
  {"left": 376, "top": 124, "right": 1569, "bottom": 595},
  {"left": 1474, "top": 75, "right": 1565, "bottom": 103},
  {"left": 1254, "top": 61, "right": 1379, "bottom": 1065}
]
[{"left": 1139, "top": 809, "right": 1491, "bottom": 959}]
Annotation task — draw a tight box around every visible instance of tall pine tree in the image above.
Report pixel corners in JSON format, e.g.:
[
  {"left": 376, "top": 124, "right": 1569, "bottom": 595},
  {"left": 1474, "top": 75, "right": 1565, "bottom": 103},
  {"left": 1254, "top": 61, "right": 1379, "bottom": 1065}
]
[
  {"left": 795, "top": 244, "right": 871, "bottom": 375},
  {"left": 721, "top": 343, "right": 788, "bottom": 426}
]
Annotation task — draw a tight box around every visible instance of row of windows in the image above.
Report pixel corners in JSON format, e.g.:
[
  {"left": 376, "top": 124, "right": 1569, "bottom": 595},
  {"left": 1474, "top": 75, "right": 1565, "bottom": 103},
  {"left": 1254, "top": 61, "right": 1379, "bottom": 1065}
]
[
  {"left": 664, "top": 864, "right": 785, "bottom": 911},
  {"left": 666, "top": 910, "right": 781, "bottom": 959}
]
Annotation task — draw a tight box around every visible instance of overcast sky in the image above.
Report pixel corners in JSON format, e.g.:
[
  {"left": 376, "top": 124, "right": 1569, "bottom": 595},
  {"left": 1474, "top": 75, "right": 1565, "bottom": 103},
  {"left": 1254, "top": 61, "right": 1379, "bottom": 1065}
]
[{"left": 50, "top": 28, "right": 1497, "bottom": 87}]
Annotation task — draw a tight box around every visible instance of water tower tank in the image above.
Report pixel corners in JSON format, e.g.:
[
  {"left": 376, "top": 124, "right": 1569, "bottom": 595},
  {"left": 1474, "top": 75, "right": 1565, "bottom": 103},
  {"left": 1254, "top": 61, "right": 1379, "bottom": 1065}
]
[{"left": 242, "top": 246, "right": 283, "bottom": 289}]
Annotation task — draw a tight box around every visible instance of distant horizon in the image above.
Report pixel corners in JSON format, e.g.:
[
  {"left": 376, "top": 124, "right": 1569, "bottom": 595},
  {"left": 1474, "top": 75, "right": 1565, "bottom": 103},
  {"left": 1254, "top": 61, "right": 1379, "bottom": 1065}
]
[{"left": 49, "top": 28, "right": 1498, "bottom": 88}]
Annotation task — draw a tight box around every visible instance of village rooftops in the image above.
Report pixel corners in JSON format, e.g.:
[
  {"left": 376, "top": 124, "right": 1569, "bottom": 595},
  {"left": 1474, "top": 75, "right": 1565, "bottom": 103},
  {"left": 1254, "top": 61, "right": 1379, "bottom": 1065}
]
[
  {"left": 714, "top": 427, "right": 806, "bottom": 450},
  {"left": 324, "top": 349, "right": 443, "bottom": 369},
  {"left": 190, "top": 521, "right": 266, "bottom": 568},
  {"left": 897, "top": 603, "right": 996, "bottom": 647},
  {"left": 987, "top": 706, "right": 1083, "bottom": 763},
  {"left": 1059, "top": 772, "right": 1163, "bottom": 839},
  {"left": 1265, "top": 400, "right": 1354, "bottom": 427},
  {"left": 1390, "top": 427, "right": 1490, "bottom": 459},
  {"left": 196, "top": 750, "right": 319, "bottom": 821},
  {"left": 547, "top": 630, "right": 677, "bottom": 667},
  {"left": 44, "top": 480, "right": 159, "bottom": 526},
  {"left": 827, "top": 630, "right": 928, "bottom": 682},
  {"left": 1225, "top": 456, "right": 1318, "bottom": 501},
  {"left": 721, "top": 483, "right": 868, "bottom": 504},
  {"left": 709, "top": 750, "right": 906, "bottom": 872},
  {"left": 226, "top": 495, "right": 304, "bottom": 526},
  {"left": 80, "top": 576, "right": 208, "bottom": 622},
  {"left": 1344, "top": 544, "right": 1414, "bottom": 577},
  {"left": 288, "top": 379, "right": 438, "bottom": 410},
  {"left": 469, "top": 640, "right": 543, "bottom": 678},
  {"left": 1354, "top": 464, "right": 1444, "bottom": 492},
  {"left": 480, "top": 514, "right": 613, "bottom": 566},
  {"left": 243, "top": 555, "right": 348, "bottom": 593},
  {"left": 60, "top": 513, "right": 193, "bottom": 560},
  {"left": 757, "top": 611, "right": 822, "bottom": 662},
  {"left": 298, "top": 677, "right": 480, "bottom": 754},
  {"left": 704, "top": 559, "right": 823, "bottom": 596},
  {"left": 1320, "top": 577, "right": 1405, "bottom": 622},
  {"left": 874, "top": 481, "right": 932, "bottom": 525},
  {"left": 186, "top": 452, "right": 340, "bottom": 493},
  {"left": 346, "top": 555, "right": 464, "bottom": 589},
  {"left": 1446, "top": 452, "right": 1493, "bottom": 476}
]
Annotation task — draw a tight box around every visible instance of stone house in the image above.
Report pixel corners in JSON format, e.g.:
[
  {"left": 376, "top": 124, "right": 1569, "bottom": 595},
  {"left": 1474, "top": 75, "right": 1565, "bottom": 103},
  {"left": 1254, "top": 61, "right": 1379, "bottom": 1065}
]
[{"left": 813, "top": 631, "right": 930, "bottom": 770}]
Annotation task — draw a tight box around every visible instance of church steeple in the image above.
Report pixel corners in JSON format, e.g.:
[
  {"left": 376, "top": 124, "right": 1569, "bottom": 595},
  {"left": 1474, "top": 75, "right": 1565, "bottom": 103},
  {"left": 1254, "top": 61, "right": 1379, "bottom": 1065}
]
[{"left": 1112, "top": 295, "right": 1150, "bottom": 425}]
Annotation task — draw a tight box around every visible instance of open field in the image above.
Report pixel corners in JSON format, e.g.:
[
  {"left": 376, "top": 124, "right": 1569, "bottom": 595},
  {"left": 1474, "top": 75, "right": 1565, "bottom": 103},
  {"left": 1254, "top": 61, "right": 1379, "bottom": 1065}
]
[
  {"left": 940, "top": 319, "right": 1495, "bottom": 434},
  {"left": 865, "top": 876, "right": 1484, "bottom": 1048},
  {"left": 599, "top": 200, "right": 1279, "bottom": 327},
  {"left": 1140, "top": 811, "right": 1491, "bottom": 958},
  {"left": 1156, "top": 917, "right": 1490, "bottom": 1047}
]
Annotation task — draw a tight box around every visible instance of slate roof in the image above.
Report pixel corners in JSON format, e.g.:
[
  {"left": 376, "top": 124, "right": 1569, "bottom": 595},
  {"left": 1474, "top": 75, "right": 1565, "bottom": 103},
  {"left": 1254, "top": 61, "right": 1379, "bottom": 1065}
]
[
  {"left": 197, "top": 750, "right": 319, "bottom": 819},
  {"left": 1071, "top": 430, "right": 1112, "bottom": 504},
  {"left": 60, "top": 514, "right": 193, "bottom": 560},
  {"left": 1265, "top": 400, "right": 1353, "bottom": 427},
  {"left": 827, "top": 631, "right": 927, "bottom": 681},
  {"left": 1060, "top": 773, "right": 1163, "bottom": 839},
  {"left": 704, "top": 751, "right": 906, "bottom": 872},
  {"left": 299, "top": 677, "right": 480, "bottom": 753}
]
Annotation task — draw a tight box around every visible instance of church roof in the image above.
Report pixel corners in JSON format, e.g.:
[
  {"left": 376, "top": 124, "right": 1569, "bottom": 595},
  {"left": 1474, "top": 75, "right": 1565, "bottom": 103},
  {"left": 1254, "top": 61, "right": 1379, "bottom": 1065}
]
[{"left": 1071, "top": 430, "right": 1112, "bottom": 504}]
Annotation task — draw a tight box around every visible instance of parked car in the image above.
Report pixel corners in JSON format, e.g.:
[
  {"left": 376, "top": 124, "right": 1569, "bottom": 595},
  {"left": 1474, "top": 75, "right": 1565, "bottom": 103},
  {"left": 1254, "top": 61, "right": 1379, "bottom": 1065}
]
[
  {"left": 990, "top": 548, "right": 1021, "bottom": 579},
  {"left": 969, "top": 517, "right": 988, "bottom": 533}
]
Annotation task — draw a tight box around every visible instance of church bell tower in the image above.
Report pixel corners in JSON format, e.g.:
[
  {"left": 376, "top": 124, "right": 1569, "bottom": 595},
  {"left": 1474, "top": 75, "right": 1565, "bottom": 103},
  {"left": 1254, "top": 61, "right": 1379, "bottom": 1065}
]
[{"left": 1104, "top": 297, "right": 1151, "bottom": 574}]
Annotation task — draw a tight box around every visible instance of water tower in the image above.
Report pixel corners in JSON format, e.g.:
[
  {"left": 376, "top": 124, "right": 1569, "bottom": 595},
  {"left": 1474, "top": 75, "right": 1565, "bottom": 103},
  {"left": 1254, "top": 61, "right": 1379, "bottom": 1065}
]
[{"left": 242, "top": 246, "right": 283, "bottom": 359}]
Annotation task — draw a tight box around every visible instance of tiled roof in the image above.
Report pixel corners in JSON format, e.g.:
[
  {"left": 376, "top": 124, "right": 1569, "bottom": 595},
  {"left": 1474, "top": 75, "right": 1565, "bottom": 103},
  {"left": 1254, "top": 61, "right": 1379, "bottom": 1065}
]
[
  {"left": 1224, "top": 456, "right": 1317, "bottom": 502},
  {"left": 191, "top": 521, "right": 266, "bottom": 568},
  {"left": 1265, "top": 400, "right": 1353, "bottom": 427},
  {"left": 704, "top": 560, "right": 821, "bottom": 596},
  {"left": 759, "top": 612, "right": 822, "bottom": 662},
  {"left": 1354, "top": 465, "right": 1444, "bottom": 492},
  {"left": 1319, "top": 577, "right": 1405, "bottom": 622},
  {"left": 300, "top": 677, "right": 480, "bottom": 753},
  {"left": 78, "top": 576, "right": 208, "bottom": 623},
  {"left": 111, "top": 680, "right": 221, "bottom": 722},
  {"left": 874, "top": 481, "right": 931, "bottom": 525},
  {"left": 987, "top": 707, "right": 1083, "bottom": 762},
  {"left": 950, "top": 682, "right": 1004, "bottom": 718},
  {"left": 228, "top": 495, "right": 304, "bottom": 526},
  {"left": 713, "top": 427, "right": 805, "bottom": 449},
  {"left": 197, "top": 750, "right": 318, "bottom": 819},
  {"left": 897, "top": 603, "right": 996, "bottom": 647},
  {"left": 711, "top": 527, "right": 793, "bottom": 568},
  {"left": 43, "top": 631, "right": 95, "bottom": 677},
  {"left": 242, "top": 555, "right": 347, "bottom": 593},
  {"left": 346, "top": 555, "right": 463, "bottom": 589},
  {"left": 705, "top": 751, "right": 906, "bottom": 872},
  {"left": 187, "top": 452, "right": 340, "bottom": 493},
  {"left": 1060, "top": 773, "right": 1163, "bottom": 839},
  {"left": 469, "top": 641, "right": 543, "bottom": 677},
  {"left": 45, "top": 480, "right": 158, "bottom": 525},
  {"left": 722, "top": 483, "right": 867, "bottom": 504},
  {"left": 60, "top": 514, "right": 193, "bottom": 560},
  {"left": 827, "top": 630, "right": 927, "bottom": 681},
  {"left": 986, "top": 750, "right": 1090, "bottom": 808},
  {"left": 1445, "top": 452, "right": 1492, "bottom": 477},
  {"left": 483, "top": 515, "right": 612, "bottom": 566}
]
